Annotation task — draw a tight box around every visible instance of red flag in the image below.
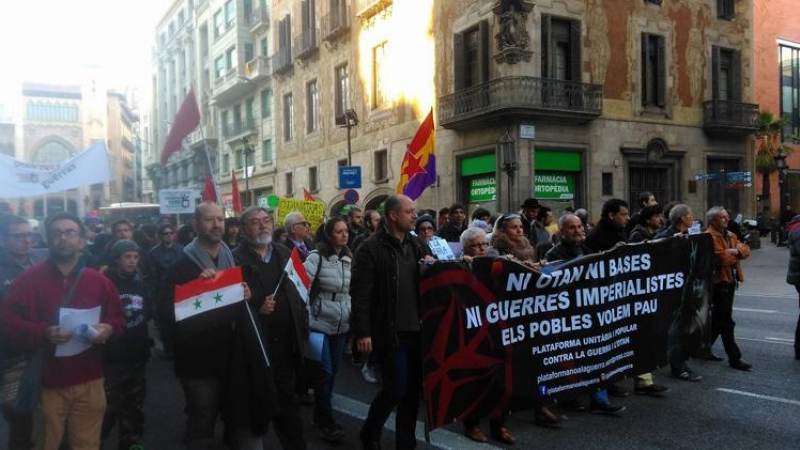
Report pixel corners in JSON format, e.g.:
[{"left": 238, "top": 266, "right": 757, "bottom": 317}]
[
  {"left": 202, "top": 174, "right": 217, "bottom": 202},
  {"left": 161, "top": 89, "right": 201, "bottom": 165},
  {"left": 303, "top": 188, "right": 315, "bottom": 201},
  {"left": 231, "top": 170, "right": 243, "bottom": 214}
]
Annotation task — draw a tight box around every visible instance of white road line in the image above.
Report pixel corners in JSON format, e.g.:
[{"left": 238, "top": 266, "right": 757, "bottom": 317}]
[
  {"left": 732, "top": 307, "right": 777, "bottom": 313},
  {"left": 738, "top": 337, "right": 793, "bottom": 345},
  {"left": 764, "top": 337, "right": 794, "bottom": 343},
  {"left": 332, "top": 393, "right": 501, "bottom": 450},
  {"left": 736, "top": 292, "right": 794, "bottom": 299},
  {"left": 717, "top": 388, "right": 800, "bottom": 407}
]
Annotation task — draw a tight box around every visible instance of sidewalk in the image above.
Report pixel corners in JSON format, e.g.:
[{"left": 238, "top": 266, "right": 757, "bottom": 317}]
[{"left": 738, "top": 236, "right": 795, "bottom": 298}]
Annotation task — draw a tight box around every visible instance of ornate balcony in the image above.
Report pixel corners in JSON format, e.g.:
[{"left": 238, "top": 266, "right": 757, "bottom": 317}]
[
  {"left": 244, "top": 56, "right": 270, "bottom": 81},
  {"left": 322, "top": 4, "right": 351, "bottom": 42},
  {"left": 248, "top": 8, "right": 269, "bottom": 33},
  {"left": 702, "top": 100, "right": 760, "bottom": 138},
  {"left": 223, "top": 118, "right": 256, "bottom": 141},
  {"left": 271, "top": 46, "right": 293, "bottom": 75},
  {"left": 438, "top": 76, "right": 603, "bottom": 130},
  {"left": 294, "top": 28, "right": 319, "bottom": 60}
]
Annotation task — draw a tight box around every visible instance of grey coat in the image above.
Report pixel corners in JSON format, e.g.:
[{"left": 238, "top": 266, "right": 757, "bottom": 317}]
[{"left": 304, "top": 250, "right": 352, "bottom": 335}]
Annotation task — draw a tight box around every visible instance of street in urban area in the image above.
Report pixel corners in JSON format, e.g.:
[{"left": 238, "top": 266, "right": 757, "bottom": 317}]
[{"left": 3, "top": 236, "right": 796, "bottom": 450}]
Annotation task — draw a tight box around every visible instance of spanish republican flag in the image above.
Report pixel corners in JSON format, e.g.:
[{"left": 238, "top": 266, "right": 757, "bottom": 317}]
[
  {"left": 395, "top": 109, "right": 436, "bottom": 200},
  {"left": 174, "top": 267, "right": 244, "bottom": 334},
  {"left": 284, "top": 247, "right": 311, "bottom": 303}
]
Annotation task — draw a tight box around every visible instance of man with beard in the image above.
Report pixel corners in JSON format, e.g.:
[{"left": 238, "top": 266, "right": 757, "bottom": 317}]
[
  {"left": 352, "top": 195, "right": 433, "bottom": 449},
  {"left": 346, "top": 207, "right": 365, "bottom": 252},
  {"left": 165, "top": 202, "right": 252, "bottom": 449},
  {"left": 232, "top": 206, "right": 309, "bottom": 449},
  {"left": 0, "top": 212, "right": 124, "bottom": 450}
]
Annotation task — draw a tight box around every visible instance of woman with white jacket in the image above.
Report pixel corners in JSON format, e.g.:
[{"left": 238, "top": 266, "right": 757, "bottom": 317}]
[{"left": 303, "top": 217, "right": 352, "bottom": 443}]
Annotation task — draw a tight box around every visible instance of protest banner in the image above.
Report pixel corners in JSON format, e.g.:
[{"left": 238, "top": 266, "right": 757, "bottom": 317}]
[
  {"left": 419, "top": 234, "right": 712, "bottom": 430},
  {"left": 275, "top": 197, "right": 326, "bottom": 230},
  {"left": 159, "top": 189, "right": 197, "bottom": 214}
]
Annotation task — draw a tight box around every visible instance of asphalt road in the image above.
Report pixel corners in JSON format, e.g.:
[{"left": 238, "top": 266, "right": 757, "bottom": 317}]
[{"left": 2, "top": 238, "right": 799, "bottom": 449}]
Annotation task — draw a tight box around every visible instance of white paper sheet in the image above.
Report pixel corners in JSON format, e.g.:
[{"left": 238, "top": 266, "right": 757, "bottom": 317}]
[{"left": 56, "top": 306, "right": 101, "bottom": 357}]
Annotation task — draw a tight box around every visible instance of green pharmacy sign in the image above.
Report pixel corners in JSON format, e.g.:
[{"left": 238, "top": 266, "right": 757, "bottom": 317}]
[
  {"left": 469, "top": 176, "right": 496, "bottom": 202},
  {"left": 535, "top": 173, "right": 574, "bottom": 199}
]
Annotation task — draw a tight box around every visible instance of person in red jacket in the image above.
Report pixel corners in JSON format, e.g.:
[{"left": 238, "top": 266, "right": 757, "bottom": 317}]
[{"left": 0, "top": 212, "right": 124, "bottom": 450}]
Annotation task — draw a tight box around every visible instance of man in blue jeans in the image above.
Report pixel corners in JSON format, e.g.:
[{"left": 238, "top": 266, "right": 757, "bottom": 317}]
[{"left": 351, "top": 195, "right": 433, "bottom": 450}]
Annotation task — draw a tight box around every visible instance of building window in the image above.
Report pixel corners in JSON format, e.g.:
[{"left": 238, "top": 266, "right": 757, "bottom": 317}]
[
  {"left": 374, "top": 149, "right": 388, "bottom": 181},
  {"left": 372, "top": 41, "right": 388, "bottom": 109},
  {"left": 454, "top": 21, "right": 489, "bottom": 91},
  {"left": 224, "top": 0, "right": 235, "bottom": 26},
  {"left": 334, "top": 63, "right": 350, "bottom": 119},
  {"left": 602, "top": 172, "right": 613, "bottom": 196},
  {"left": 717, "top": 0, "right": 735, "bottom": 19},
  {"left": 641, "top": 33, "right": 666, "bottom": 108},
  {"left": 644, "top": 0, "right": 662, "bottom": 4},
  {"left": 221, "top": 110, "right": 229, "bottom": 131},
  {"left": 260, "top": 38, "right": 268, "bottom": 56},
  {"left": 244, "top": 43, "right": 254, "bottom": 63},
  {"left": 283, "top": 93, "right": 294, "bottom": 142},
  {"left": 306, "top": 79, "right": 319, "bottom": 133},
  {"left": 223, "top": 153, "right": 230, "bottom": 173},
  {"left": 262, "top": 139, "right": 273, "bottom": 163},
  {"left": 285, "top": 172, "right": 294, "bottom": 196},
  {"left": 712, "top": 46, "right": 741, "bottom": 101},
  {"left": 235, "top": 148, "right": 243, "bottom": 170},
  {"left": 246, "top": 97, "right": 255, "bottom": 122},
  {"left": 541, "top": 15, "right": 581, "bottom": 81},
  {"left": 213, "top": 10, "right": 224, "bottom": 37},
  {"left": 780, "top": 44, "right": 800, "bottom": 139},
  {"left": 308, "top": 166, "right": 318, "bottom": 192},
  {"left": 261, "top": 89, "right": 272, "bottom": 118},
  {"left": 225, "top": 47, "right": 235, "bottom": 70}
]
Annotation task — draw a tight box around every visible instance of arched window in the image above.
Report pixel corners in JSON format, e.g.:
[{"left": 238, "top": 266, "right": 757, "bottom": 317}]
[{"left": 33, "top": 141, "right": 72, "bottom": 164}]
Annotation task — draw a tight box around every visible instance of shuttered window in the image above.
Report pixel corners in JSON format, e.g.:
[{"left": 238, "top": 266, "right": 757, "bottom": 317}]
[
  {"left": 453, "top": 20, "right": 489, "bottom": 91},
  {"left": 712, "top": 47, "right": 742, "bottom": 102},
  {"left": 541, "top": 15, "right": 581, "bottom": 81},
  {"left": 641, "top": 33, "right": 666, "bottom": 108}
]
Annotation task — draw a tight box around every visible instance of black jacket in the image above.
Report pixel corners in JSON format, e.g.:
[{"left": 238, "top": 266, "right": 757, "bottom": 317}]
[
  {"left": 585, "top": 219, "right": 627, "bottom": 253},
  {"left": 103, "top": 270, "right": 152, "bottom": 363},
  {"left": 436, "top": 222, "right": 467, "bottom": 243},
  {"left": 233, "top": 243, "right": 309, "bottom": 367},
  {"left": 545, "top": 241, "right": 592, "bottom": 262},
  {"left": 628, "top": 224, "right": 655, "bottom": 243},
  {"left": 350, "top": 227, "right": 431, "bottom": 352}
]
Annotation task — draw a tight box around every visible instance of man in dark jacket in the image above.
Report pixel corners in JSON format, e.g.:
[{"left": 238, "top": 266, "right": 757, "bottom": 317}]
[
  {"left": 149, "top": 223, "right": 183, "bottom": 359},
  {"left": 586, "top": 198, "right": 630, "bottom": 252},
  {"left": 352, "top": 195, "right": 433, "bottom": 450},
  {"left": 436, "top": 202, "right": 468, "bottom": 242},
  {"left": 233, "top": 206, "right": 309, "bottom": 450},
  {"left": 520, "top": 198, "right": 541, "bottom": 243}
]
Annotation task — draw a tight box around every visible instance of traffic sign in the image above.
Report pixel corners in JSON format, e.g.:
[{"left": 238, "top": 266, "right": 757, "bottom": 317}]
[
  {"left": 694, "top": 173, "right": 719, "bottom": 181},
  {"left": 339, "top": 166, "right": 362, "bottom": 189},
  {"left": 344, "top": 188, "right": 359, "bottom": 204},
  {"left": 726, "top": 171, "right": 752, "bottom": 181}
]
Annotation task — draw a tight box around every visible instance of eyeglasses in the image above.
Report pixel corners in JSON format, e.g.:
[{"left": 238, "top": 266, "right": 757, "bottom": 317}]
[
  {"left": 293, "top": 221, "right": 310, "bottom": 228},
  {"left": 496, "top": 214, "right": 521, "bottom": 229},
  {"left": 5, "top": 232, "right": 32, "bottom": 240},
  {"left": 49, "top": 230, "right": 80, "bottom": 239}
]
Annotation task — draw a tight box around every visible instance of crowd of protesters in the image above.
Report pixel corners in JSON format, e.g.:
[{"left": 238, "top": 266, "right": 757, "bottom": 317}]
[{"left": 0, "top": 189, "right": 794, "bottom": 450}]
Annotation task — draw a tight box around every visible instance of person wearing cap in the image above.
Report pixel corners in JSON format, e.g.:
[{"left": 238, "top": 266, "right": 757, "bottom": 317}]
[
  {"left": 100, "top": 239, "right": 152, "bottom": 450},
  {"left": 414, "top": 214, "right": 437, "bottom": 244},
  {"left": 436, "top": 203, "right": 468, "bottom": 243},
  {"left": 519, "top": 198, "right": 541, "bottom": 243}
]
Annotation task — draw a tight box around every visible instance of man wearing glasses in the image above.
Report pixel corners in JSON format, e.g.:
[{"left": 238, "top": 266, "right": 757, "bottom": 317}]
[
  {"left": 149, "top": 224, "right": 184, "bottom": 360},
  {"left": 0, "top": 214, "right": 48, "bottom": 450},
  {"left": 283, "top": 212, "right": 314, "bottom": 262},
  {"left": 0, "top": 212, "right": 124, "bottom": 450}
]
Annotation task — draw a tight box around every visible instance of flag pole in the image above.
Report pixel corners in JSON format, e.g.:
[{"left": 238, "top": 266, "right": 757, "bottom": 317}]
[
  {"left": 243, "top": 302, "right": 271, "bottom": 368},
  {"left": 198, "top": 125, "right": 222, "bottom": 205}
]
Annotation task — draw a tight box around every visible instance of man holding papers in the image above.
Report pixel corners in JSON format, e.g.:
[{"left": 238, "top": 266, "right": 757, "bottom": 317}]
[{"left": 0, "top": 212, "right": 123, "bottom": 450}]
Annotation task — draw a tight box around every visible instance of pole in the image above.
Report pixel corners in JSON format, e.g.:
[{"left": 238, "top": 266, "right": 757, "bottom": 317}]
[
  {"left": 198, "top": 125, "right": 222, "bottom": 204},
  {"left": 243, "top": 301, "right": 271, "bottom": 368},
  {"left": 346, "top": 124, "right": 352, "bottom": 166}
]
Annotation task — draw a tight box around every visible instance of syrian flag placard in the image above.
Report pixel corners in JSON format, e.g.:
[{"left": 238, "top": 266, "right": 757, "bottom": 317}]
[
  {"left": 174, "top": 266, "right": 244, "bottom": 334},
  {"left": 284, "top": 247, "right": 311, "bottom": 303}
]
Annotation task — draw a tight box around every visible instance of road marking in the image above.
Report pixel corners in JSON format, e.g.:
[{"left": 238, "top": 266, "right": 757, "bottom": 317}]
[
  {"left": 765, "top": 337, "right": 794, "bottom": 343},
  {"left": 717, "top": 388, "right": 800, "bottom": 407},
  {"left": 738, "top": 337, "right": 793, "bottom": 345},
  {"left": 737, "top": 292, "right": 794, "bottom": 299},
  {"left": 333, "top": 393, "right": 501, "bottom": 450},
  {"left": 733, "top": 307, "right": 777, "bottom": 313}
]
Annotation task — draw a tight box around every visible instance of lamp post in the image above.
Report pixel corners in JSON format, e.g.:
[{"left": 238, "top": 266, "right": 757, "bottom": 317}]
[
  {"left": 241, "top": 137, "right": 255, "bottom": 207},
  {"left": 336, "top": 109, "right": 359, "bottom": 165},
  {"left": 499, "top": 130, "right": 518, "bottom": 212},
  {"left": 775, "top": 148, "right": 788, "bottom": 246}
]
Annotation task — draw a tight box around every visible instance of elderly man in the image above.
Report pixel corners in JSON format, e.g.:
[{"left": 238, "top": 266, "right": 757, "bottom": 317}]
[
  {"left": 233, "top": 206, "right": 309, "bottom": 449},
  {"left": 352, "top": 195, "right": 433, "bottom": 450},
  {"left": 706, "top": 206, "right": 752, "bottom": 371},
  {"left": 165, "top": 202, "right": 252, "bottom": 449},
  {"left": 283, "top": 212, "right": 314, "bottom": 261},
  {"left": 0, "top": 212, "right": 124, "bottom": 450}
]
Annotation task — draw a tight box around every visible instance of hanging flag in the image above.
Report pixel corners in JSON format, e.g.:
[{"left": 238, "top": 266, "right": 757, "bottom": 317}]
[
  {"left": 231, "top": 170, "right": 243, "bottom": 214},
  {"left": 396, "top": 109, "right": 436, "bottom": 200},
  {"left": 174, "top": 266, "right": 244, "bottom": 334},
  {"left": 284, "top": 247, "right": 311, "bottom": 303},
  {"left": 303, "top": 187, "right": 315, "bottom": 202},
  {"left": 161, "top": 89, "right": 201, "bottom": 165},
  {"left": 202, "top": 174, "right": 217, "bottom": 202}
]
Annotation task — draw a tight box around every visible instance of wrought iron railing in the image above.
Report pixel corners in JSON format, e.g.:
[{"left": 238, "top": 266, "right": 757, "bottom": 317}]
[
  {"left": 270, "top": 46, "right": 292, "bottom": 74},
  {"left": 702, "top": 100, "right": 759, "bottom": 129},
  {"left": 223, "top": 118, "right": 256, "bottom": 139},
  {"left": 248, "top": 8, "right": 269, "bottom": 30},
  {"left": 293, "top": 28, "right": 319, "bottom": 59},
  {"left": 322, "top": 4, "right": 351, "bottom": 40},
  {"left": 439, "top": 76, "right": 603, "bottom": 124}
]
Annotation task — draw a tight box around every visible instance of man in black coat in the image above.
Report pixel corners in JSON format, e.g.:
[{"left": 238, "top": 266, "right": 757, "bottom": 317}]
[
  {"left": 586, "top": 198, "right": 630, "bottom": 253},
  {"left": 435, "top": 202, "right": 468, "bottom": 243},
  {"left": 352, "top": 195, "right": 433, "bottom": 450},
  {"left": 233, "top": 206, "right": 309, "bottom": 450}
]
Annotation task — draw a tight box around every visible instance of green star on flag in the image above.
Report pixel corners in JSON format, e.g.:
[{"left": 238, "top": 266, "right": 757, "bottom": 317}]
[
  {"left": 173, "top": 266, "right": 245, "bottom": 324},
  {"left": 193, "top": 298, "right": 203, "bottom": 309},
  {"left": 214, "top": 293, "right": 223, "bottom": 304}
]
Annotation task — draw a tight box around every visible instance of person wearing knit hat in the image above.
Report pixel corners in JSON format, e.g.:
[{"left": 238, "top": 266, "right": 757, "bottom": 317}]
[
  {"left": 109, "top": 239, "right": 140, "bottom": 262},
  {"left": 415, "top": 214, "right": 436, "bottom": 243}
]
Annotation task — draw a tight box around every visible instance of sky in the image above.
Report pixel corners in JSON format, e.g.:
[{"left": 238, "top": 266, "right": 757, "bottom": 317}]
[{"left": 0, "top": 0, "right": 166, "bottom": 95}]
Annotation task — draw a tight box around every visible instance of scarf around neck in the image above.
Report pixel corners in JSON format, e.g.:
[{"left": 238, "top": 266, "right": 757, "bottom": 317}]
[{"left": 183, "top": 237, "right": 235, "bottom": 271}]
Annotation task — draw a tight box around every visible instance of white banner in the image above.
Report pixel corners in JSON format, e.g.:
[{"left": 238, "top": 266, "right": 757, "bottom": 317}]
[
  {"left": 0, "top": 141, "right": 113, "bottom": 198},
  {"left": 159, "top": 189, "right": 197, "bottom": 214}
]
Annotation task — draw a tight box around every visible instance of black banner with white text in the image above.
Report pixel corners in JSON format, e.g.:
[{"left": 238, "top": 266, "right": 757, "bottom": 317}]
[{"left": 419, "top": 235, "right": 712, "bottom": 430}]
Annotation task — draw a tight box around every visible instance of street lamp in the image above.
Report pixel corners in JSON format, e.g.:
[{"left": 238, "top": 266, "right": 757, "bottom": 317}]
[
  {"left": 336, "top": 109, "right": 359, "bottom": 166},
  {"left": 774, "top": 148, "right": 788, "bottom": 246},
  {"left": 241, "top": 137, "right": 256, "bottom": 207},
  {"left": 499, "top": 129, "right": 518, "bottom": 212}
]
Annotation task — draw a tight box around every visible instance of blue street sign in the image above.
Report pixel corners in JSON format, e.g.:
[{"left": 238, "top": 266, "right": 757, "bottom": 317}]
[
  {"left": 694, "top": 173, "right": 719, "bottom": 181},
  {"left": 726, "top": 171, "right": 752, "bottom": 181},
  {"left": 339, "top": 166, "right": 362, "bottom": 189}
]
